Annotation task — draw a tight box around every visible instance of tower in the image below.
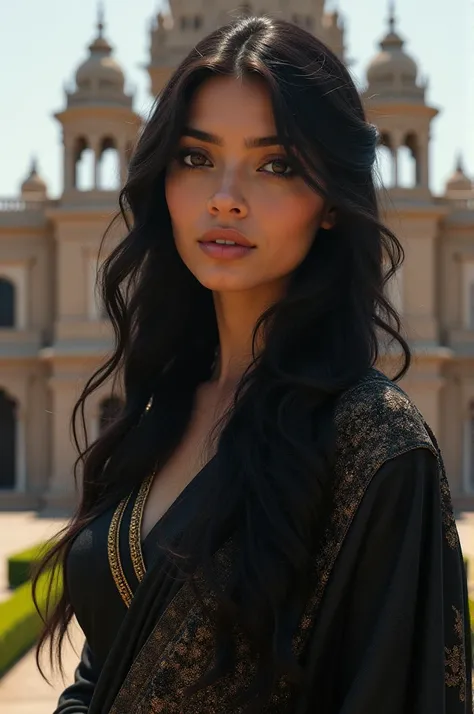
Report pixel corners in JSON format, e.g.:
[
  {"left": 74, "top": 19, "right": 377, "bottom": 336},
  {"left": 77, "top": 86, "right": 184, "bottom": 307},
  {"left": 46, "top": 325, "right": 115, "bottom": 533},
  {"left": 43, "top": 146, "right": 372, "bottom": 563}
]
[
  {"left": 363, "top": 3, "right": 449, "bottom": 437},
  {"left": 147, "top": 1, "right": 345, "bottom": 98},
  {"left": 54, "top": 6, "right": 141, "bottom": 199},
  {"left": 44, "top": 9, "right": 142, "bottom": 510},
  {"left": 363, "top": 2, "right": 437, "bottom": 200}
]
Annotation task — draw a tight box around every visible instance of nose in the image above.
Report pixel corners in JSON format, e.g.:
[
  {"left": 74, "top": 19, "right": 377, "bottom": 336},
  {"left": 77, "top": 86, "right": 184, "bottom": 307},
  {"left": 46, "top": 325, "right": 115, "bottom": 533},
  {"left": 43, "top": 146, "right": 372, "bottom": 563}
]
[{"left": 207, "top": 180, "right": 248, "bottom": 218}]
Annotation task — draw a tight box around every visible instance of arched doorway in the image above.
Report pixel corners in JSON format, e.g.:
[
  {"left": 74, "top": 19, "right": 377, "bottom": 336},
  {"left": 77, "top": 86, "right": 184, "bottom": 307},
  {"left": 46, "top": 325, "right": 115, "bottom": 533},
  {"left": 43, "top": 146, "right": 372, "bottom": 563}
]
[
  {"left": 0, "top": 278, "right": 15, "bottom": 327},
  {"left": 0, "top": 390, "right": 16, "bottom": 488}
]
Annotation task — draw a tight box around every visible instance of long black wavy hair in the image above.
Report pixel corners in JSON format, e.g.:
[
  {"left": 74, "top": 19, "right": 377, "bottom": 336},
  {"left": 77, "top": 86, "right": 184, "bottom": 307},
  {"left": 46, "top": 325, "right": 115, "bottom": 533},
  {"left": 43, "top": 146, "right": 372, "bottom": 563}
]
[{"left": 34, "top": 15, "right": 410, "bottom": 710}]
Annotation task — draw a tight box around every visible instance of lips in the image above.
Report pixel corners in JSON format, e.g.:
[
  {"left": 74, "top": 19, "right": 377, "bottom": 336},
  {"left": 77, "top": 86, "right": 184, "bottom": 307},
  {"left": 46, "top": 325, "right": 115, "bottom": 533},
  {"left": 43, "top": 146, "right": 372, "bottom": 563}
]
[
  {"left": 198, "top": 228, "right": 255, "bottom": 260},
  {"left": 199, "top": 228, "right": 255, "bottom": 248}
]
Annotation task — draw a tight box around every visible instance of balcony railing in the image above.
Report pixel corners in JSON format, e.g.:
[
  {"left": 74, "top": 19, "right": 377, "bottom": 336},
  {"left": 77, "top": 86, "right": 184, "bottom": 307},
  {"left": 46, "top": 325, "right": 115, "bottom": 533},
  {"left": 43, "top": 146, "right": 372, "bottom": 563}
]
[{"left": 0, "top": 198, "right": 45, "bottom": 212}]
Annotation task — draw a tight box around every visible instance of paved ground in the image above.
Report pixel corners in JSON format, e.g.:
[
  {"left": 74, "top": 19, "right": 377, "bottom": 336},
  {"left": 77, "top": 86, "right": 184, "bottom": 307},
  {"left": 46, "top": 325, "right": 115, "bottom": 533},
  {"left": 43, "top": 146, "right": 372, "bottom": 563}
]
[
  {"left": 1, "top": 509, "right": 474, "bottom": 713},
  {"left": 0, "top": 512, "right": 82, "bottom": 714},
  {"left": 0, "top": 619, "right": 84, "bottom": 714}
]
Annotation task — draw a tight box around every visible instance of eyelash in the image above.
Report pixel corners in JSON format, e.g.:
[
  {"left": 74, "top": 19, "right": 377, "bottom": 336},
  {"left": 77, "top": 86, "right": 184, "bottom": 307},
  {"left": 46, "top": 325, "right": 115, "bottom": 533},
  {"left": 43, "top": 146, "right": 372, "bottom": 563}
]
[{"left": 175, "top": 148, "right": 296, "bottom": 179}]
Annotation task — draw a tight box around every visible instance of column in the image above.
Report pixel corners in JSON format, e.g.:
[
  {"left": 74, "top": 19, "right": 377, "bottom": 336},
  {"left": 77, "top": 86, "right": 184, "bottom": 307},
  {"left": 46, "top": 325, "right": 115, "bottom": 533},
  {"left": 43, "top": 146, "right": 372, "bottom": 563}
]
[
  {"left": 392, "top": 146, "right": 399, "bottom": 187},
  {"left": 417, "top": 136, "right": 429, "bottom": 189},
  {"left": 44, "top": 375, "right": 82, "bottom": 513},
  {"left": 117, "top": 137, "right": 128, "bottom": 186},
  {"left": 16, "top": 408, "right": 27, "bottom": 493},
  {"left": 391, "top": 130, "right": 402, "bottom": 188},
  {"left": 91, "top": 136, "right": 101, "bottom": 190},
  {"left": 63, "top": 136, "right": 75, "bottom": 192}
]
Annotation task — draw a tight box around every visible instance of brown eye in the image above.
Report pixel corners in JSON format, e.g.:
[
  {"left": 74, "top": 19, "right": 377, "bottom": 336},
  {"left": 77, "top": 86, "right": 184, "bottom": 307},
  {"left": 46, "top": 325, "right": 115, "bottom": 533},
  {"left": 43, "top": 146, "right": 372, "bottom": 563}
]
[
  {"left": 182, "top": 150, "right": 211, "bottom": 168},
  {"left": 272, "top": 159, "right": 289, "bottom": 174},
  {"left": 260, "top": 158, "right": 294, "bottom": 177}
]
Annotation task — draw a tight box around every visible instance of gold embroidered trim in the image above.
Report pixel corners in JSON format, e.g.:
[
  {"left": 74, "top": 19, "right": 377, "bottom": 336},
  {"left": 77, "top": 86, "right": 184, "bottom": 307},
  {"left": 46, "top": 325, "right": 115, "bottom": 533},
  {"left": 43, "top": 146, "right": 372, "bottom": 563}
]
[
  {"left": 108, "top": 370, "right": 468, "bottom": 714},
  {"left": 129, "top": 472, "right": 155, "bottom": 582},
  {"left": 107, "top": 492, "right": 134, "bottom": 608},
  {"left": 445, "top": 606, "right": 467, "bottom": 702},
  {"left": 107, "top": 473, "right": 155, "bottom": 608}
]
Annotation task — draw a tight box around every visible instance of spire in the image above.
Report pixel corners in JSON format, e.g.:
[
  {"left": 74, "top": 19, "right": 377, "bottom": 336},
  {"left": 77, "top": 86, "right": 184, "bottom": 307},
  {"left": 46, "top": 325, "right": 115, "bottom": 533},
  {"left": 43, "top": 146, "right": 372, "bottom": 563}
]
[
  {"left": 445, "top": 152, "right": 472, "bottom": 192},
  {"left": 87, "top": 2, "right": 111, "bottom": 54},
  {"left": 365, "top": 5, "right": 423, "bottom": 100},
  {"left": 97, "top": 1, "right": 105, "bottom": 38},
  {"left": 388, "top": 0, "right": 396, "bottom": 34},
  {"left": 29, "top": 155, "right": 38, "bottom": 177},
  {"left": 69, "top": 4, "right": 130, "bottom": 105},
  {"left": 21, "top": 156, "right": 48, "bottom": 198},
  {"left": 382, "top": 0, "right": 403, "bottom": 50}
]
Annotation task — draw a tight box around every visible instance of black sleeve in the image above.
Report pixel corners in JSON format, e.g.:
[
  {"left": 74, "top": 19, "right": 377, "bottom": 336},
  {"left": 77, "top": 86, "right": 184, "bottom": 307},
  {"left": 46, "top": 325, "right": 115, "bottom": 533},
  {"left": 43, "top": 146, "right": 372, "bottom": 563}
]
[
  {"left": 53, "top": 640, "right": 100, "bottom": 714},
  {"left": 333, "top": 447, "right": 472, "bottom": 713}
]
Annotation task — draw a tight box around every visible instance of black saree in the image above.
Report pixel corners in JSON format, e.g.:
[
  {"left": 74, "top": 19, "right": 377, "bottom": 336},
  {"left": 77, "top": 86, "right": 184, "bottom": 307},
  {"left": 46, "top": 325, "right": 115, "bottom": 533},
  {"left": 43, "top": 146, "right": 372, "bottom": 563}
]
[{"left": 59, "top": 369, "right": 472, "bottom": 713}]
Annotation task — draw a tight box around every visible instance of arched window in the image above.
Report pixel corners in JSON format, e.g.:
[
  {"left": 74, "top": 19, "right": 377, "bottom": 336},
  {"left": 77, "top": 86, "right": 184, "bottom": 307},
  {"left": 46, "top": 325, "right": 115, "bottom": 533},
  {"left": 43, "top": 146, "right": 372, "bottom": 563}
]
[
  {"left": 74, "top": 136, "right": 94, "bottom": 191},
  {"left": 398, "top": 133, "right": 418, "bottom": 189},
  {"left": 375, "top": 145, "right": 394, "bottom": 189},
  {"left": 98, "top": 137, "right": 120, "bottom": 190},
  {"left": 99, "top": 396, "right": 123, "bottom": 434},
  {"left": 0, "top": 390, "right": 16, "bottom": 488},
  {"left": 0, "top": 278, "right": 15, "bottom": 327}
]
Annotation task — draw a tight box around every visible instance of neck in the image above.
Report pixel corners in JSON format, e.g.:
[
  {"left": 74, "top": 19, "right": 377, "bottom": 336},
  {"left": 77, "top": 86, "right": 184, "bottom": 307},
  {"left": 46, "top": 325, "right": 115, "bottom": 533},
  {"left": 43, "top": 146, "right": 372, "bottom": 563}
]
[{"left": 211, "top": 281, "right": 286, "bottom": 390}]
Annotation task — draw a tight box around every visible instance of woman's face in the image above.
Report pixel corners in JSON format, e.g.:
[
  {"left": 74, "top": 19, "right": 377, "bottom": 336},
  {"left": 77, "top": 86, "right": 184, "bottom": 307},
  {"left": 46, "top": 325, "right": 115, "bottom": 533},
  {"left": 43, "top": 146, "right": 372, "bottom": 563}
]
[{"left": 165, "top": 75, "right": 334, "bottom": 295}]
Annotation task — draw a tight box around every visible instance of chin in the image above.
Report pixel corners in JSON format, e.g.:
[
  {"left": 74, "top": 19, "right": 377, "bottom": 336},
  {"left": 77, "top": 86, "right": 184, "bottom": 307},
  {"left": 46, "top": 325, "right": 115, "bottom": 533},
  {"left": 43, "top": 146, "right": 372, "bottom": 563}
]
[
  {"left": 198, "top": 277, "right": 255, "bottom": 292},
  {"left": 194, "top": 268, "right": 258, "bottom": 293}
]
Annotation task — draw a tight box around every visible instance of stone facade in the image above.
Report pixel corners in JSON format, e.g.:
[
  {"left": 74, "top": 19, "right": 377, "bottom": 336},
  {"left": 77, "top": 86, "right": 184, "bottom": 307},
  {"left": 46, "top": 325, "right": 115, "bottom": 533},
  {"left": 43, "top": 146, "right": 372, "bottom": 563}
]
[{"left": 0, "top": 3, "right": 473, "bottom": 512}]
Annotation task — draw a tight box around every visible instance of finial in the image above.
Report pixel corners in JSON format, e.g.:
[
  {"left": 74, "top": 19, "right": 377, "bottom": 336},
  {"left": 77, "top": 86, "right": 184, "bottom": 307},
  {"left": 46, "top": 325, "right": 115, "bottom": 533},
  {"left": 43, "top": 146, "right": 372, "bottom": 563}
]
[
  {"left": 30, "top": 156, "right": 38, "bottom": 176},
  {"left": 388, "top": 0, "right": 396, "bottom": 33},
  {"left": 97, "top": 1, "right": 105, "bottom": 37},
  {"left": 456, "top": 152, "right": 465, "bottom": 174}
]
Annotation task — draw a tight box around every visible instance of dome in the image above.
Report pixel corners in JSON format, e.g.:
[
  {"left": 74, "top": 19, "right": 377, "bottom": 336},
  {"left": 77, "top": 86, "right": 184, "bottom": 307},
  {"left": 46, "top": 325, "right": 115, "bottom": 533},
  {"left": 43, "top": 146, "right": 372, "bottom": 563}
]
[
  {"left": 367, "top": 39, "right": 418, "bottom": 85},
  {"left": 21, "top": 158, "right": 47, "bottom": 198},
  {"left": 366, "top": 10, "right": 419, "bottom": 87},
  {"left": 75, "top": 15, "right": 125, "bottom": 92},
  {"left": 446, "top": 155, "right": 472, "bottom": 192}
]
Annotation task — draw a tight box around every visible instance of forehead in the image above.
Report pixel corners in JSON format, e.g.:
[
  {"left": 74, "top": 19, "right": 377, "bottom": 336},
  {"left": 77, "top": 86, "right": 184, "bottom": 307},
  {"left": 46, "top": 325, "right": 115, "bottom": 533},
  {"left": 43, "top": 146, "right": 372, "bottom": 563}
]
[{"left": 186, "top": 75, "right": 277, "bottom": 135}]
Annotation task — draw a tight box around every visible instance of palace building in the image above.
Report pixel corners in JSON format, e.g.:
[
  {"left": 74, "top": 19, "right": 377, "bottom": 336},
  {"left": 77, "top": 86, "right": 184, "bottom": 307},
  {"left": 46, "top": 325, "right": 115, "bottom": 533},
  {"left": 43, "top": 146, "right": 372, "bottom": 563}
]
[{"left": 0, "top": 2, "right": 473, "bottom": 511}]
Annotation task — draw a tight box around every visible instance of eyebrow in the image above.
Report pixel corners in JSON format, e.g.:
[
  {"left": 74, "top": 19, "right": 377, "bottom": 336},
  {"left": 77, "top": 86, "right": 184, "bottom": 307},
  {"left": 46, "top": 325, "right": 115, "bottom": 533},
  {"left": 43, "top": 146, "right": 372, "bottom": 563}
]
[{"left": 182, "top": 127, "right": 281, "bottom": 149}]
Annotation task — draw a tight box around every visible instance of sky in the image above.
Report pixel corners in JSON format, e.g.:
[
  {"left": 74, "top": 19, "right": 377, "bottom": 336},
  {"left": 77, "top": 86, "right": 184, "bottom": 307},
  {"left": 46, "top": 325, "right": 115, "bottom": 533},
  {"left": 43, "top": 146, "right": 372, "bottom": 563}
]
[{"left": 0, "top": 0, "right": 472, "bottom": 198}]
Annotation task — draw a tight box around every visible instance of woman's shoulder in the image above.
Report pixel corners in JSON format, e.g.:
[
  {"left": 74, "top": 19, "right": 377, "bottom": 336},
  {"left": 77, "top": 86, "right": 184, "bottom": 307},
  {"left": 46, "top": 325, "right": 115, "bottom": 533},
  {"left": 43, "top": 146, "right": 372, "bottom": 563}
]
[{"left": 333, "top": 368, "right": 439, "bottom": 474}]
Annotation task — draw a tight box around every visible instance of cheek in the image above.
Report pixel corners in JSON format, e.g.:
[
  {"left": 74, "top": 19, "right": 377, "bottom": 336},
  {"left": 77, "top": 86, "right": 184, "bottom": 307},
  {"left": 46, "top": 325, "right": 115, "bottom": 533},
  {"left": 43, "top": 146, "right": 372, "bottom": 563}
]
[
  {"left": 256, "top": 190, "right": 324, "bottom": 260},
  {"left": 165, "top": 172, "right": 201, "bottom": 234}
]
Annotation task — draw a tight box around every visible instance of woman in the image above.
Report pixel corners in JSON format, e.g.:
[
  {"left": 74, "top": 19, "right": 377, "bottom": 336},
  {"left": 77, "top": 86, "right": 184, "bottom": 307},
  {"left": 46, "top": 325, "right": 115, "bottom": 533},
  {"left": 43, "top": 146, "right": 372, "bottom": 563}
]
[{"left": 35, "top": 15, "right": 471, "bottom": 713}]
